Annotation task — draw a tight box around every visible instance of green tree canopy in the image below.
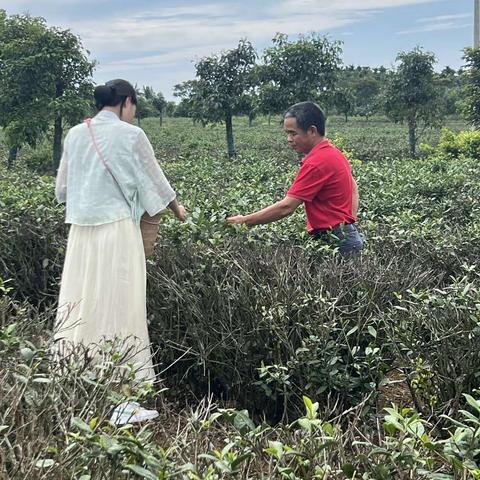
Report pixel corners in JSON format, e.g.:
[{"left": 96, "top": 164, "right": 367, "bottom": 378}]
[
  {"left": 0, "top": 11, "right": 51, "bottom": 166},
  {"left": 333, "top": 87, "right": 355, "bottom": 122},
  {"left": 44, "top": 26, "right": 95, "bottom": 170},
  {"left": 348, "top": 67, "right": 384, "bottom": 121},
  {"left": 0, "top": 10, "right": 95, "bottom": 170},
  {"left": 384, "top": 47, "right": 443, "bottom": 157},
  {"left": 461, "top": 48, "right": 480, "bottom": 128},
  {"left": 165, "top": 101, "right": 177, "bottom": 117},
  {"left": 438, "top": 66, "right": 462, "bottom": 116},
  {"left": 257, "top": 33, "right": 343, "bottom": 116},
  {"left": 150, "top": 89, "right": 167, "bottom": 126},
  {"left": 174, "top": 39, "right": 257, "bottom": 158},
  {"left": 142, "top": 86, "right": 167, "bottom": 121}
]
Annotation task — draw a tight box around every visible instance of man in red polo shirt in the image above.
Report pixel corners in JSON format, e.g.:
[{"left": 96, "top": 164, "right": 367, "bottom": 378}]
[{"left": 227, "top": 101, "right": 363, "bottom": 256}]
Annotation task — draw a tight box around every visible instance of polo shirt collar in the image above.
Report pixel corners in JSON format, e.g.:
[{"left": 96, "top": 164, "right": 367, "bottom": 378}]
[
  {"left": 301, "top": 139, "right": 330, "bottom": 164},
  {"left": 309, "top": 139, "right": 330, "bottom": 154}
]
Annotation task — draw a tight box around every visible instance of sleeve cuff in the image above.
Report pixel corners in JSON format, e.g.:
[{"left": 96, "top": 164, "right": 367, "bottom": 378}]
[{"left": 287, "top": 192, "right": 312, "bottom": 203}]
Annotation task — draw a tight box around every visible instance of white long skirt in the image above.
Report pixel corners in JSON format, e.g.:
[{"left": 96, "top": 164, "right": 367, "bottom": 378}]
[{"left": 54, "top": 218, "right": 155, "bottom": 381}]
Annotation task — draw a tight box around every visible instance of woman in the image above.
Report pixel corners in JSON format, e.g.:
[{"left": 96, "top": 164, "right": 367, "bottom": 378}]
[{"left": 54, "top": 79, "right": 185, "bottom": 423}]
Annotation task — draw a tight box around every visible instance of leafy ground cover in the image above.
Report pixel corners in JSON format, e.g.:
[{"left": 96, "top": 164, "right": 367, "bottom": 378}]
[{"left": 1, "top": 117, "right": 480, "bottom": 478}]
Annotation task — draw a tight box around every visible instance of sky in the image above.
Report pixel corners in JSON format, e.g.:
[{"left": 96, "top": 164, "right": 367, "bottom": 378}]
[{"left": 0, "top": 0, "right": 474, "bottom": 100}]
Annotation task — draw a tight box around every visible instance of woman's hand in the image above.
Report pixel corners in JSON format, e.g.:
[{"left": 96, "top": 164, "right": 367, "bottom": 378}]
[
  {"left": 168, "top": 199, "right": 187, "bottom": 222},
  {"left": 175, "top": 204, "right": 187, "bottom": 222}
]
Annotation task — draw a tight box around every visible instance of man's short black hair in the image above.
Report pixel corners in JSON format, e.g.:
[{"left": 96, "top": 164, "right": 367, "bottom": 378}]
[{"left": 284, "top": 101, "right": 326, "bottom": 136}]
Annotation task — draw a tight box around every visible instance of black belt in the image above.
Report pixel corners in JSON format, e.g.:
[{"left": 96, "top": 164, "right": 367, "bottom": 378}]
[{"left": 310, "top": 222, "right": 356, "bottom": 237}]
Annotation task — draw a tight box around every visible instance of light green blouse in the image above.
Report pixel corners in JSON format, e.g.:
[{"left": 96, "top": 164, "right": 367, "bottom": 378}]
[{"left": 55, "top": 110, "right": 176, "bottom": 226}]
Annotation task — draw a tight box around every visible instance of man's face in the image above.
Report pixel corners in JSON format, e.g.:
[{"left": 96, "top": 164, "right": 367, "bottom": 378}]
[{"left": 284, "top": 117, "right": 315, "bottom": 154}]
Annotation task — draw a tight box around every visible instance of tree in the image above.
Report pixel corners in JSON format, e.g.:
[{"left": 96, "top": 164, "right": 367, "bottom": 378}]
[
  {"left": 143, "top": 86, "right": 167, "bottom": 126},
  {"left": 257, "top": 33, "right": 343, "bottom": 117},
  {"left": 165, "top": 101, "right": 177, "bottom": 117},
  {"left": 173, "top": 98, "right": 194, "bottom": 118},
  {"left": 461, "top": 48, "right": 480, "bottom": 128},
  {"left": 257, "top": 79, "right": 285, "bottom": 124},
  {"left": 0, "top": 11, "right": 95, "bottom": 170},
  {"left": 44, "top": 26, "right": 95, "bottom": 171},
  {"left": 142, "top": 85, "right": 155, "bottom": 101},
  {"left": 135, "top": 93, "right": 154, "bottom": 127},
  {"left": 152, "top": 92, "right": 167, "bottom": 126},
  {"left": 0, "top": 11, "right": 50, "bottom": 167},
  {"left": 384, "top": 48, "right": 443, "bottom": 157},
  {"left": 354, "top": 72, "right": 382, "bottom": 121},
  {"left": 333, "top": 88, "right": 355, "bottom": 122},
  {"left": 175, "top": 39, "right": 257, "bottom": 158},
  {"left": 173, "top": 80, "right": 205, "bottom": 122},
  {"left": 436, "top": 66, "right": 462, "bottom": 117},
  {"left": 335, "top": 66, "right": 385, "bottom": 121}
]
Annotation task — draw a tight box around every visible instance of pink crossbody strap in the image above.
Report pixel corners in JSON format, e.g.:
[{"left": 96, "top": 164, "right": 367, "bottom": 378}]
[{"left": 84, "top": 118, "right": 129, "bottom": 205}]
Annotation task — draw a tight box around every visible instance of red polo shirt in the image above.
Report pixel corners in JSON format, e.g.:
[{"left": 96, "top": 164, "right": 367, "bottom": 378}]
[{"left": 287, "top": 139, "right": 355, "bottom": 232}]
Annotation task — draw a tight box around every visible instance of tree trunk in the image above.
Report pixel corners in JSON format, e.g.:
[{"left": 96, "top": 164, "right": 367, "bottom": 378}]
[
  {"left": 225, "top": 112, "right": 236, "bottom": 159},
  {"left": 159, "top": 113, "right": 163, "bottom": 127},
  {"left": 268, "top": 113, "right": 272, "bottom": 126},
  {"left": 137, "top": 115, "right": 141, "bottom": 127},
  {"left": 344, "top": 113, "right": 348, "bottom": 123},
  {"left": 408, "top": 120, "right": 417, "bottom": 158},
  {"left": 52, "top": 116, "right": 63, "bottom": 172},
  {"left": 7, "top": 145, "right": 18, "bottom": 169},
  {"left": 248, "top": 112, "right": 254, "bottom": 127},
  {"left": 52, "top": 81, "right": 65, "bottom": 172}
]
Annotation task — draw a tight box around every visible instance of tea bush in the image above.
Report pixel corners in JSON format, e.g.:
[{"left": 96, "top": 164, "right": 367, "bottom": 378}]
[
  {"left": 436, "top": 128, "right": 480, "bottom": 160},
  {"left": 1, "top": 117, "right": 480, "bottom": 478}
]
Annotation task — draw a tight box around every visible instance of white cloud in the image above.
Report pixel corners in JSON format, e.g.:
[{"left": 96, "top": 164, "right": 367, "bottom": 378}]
[
  {"left": 131, "top": 4, "right": 232, "bottom": 21},
  {"left": 64, "top": 0, "right": 447, "bottom": 97},
  {"left": 68, "top": 4, "right": 357, "bottom": 64},
  {"left": 278, "top": 0, "right": 440, "bottom": 13},
  {"left": 4, "top": 0, "right": 446, "bottom": 63},
  {"left": 417, "top": 12, "right": 471, "bottom": 23},
  {"left": 394, "top": 8, "right": 472, "bottom": 35},
  {"left": 397, "top": 21, "right": 472, "bottom": 34},
  {"left": 2, "top": 0, "right": 460, "bottom": 98},
  {"left": 1, "top": 0, "right": 108, "bottom": 11}
]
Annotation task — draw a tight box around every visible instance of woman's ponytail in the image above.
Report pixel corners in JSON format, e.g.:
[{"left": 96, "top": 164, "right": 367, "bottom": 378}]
[
  {"left": 94, "top": 85, "right": 116, "bottom": 110},
  {"left": 93, "top": 80, "right": 137, "bottom": 111}
]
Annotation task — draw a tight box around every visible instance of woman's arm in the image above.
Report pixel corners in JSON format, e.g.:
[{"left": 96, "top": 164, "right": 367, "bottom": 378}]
[{"left": 134, "top": 131, "right": 186, "bottom": 221}]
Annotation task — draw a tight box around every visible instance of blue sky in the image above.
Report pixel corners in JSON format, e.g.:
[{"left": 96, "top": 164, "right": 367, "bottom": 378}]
[{"left": 1, "top": 0, "right": 473, "bottom": 99}]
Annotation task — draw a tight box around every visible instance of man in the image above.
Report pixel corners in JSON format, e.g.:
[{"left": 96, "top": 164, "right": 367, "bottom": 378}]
[{"left": 227, "top": 101, "right": 363, "bottom": 256}]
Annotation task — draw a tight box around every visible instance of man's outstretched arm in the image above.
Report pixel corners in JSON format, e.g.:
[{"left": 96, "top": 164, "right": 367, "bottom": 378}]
[{"left": 227, "top": 196, "right": 303, "bottom": 226}]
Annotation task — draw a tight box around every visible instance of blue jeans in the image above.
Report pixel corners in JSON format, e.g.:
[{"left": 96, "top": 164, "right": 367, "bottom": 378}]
[{"left": 312, "top": 223, "right": 364, "bottom": 257}]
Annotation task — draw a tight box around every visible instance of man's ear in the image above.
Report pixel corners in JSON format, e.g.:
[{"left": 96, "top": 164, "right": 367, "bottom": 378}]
[{"left": 308, "top": 125, "right": 318, "bottom": 135}]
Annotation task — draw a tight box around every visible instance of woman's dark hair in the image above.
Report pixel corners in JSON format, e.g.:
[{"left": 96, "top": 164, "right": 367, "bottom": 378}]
[
  {"left": 94, "top": 79, "right": 137, "bottom": 116},
  {"left": 284, "top": 101, "right": 326, "bottom": 136}
]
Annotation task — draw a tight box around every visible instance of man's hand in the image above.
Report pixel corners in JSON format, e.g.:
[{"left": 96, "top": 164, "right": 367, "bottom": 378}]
[{"left": 227, "top": 214, "right": 247, "bottom": 225}]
